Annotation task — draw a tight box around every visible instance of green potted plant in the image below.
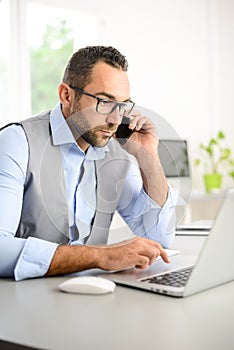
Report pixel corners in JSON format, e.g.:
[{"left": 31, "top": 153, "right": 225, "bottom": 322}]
[
  {"left": 195, "top": 131, "right": 233, "bottom": 193},
  {"left": 229, "top": 162, "right": 234, "bottom": 181}
]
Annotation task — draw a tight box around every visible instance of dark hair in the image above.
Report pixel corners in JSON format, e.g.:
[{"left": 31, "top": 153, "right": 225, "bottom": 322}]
[{"left": 62, "top": 46, "right": 128, "bottom": 90}]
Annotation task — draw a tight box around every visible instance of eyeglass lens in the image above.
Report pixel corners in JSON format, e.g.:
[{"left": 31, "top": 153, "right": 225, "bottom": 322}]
[{"left": 97, "top": 100, "right": 134, "bottom": 116}]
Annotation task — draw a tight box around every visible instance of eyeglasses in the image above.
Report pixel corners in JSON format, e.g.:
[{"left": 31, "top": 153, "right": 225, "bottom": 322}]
[{"left": 69, "top": 84, "right": 135, "bottom": 117}]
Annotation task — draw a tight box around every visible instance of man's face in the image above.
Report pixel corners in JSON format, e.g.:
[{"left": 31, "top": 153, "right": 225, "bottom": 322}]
[{"left": 69, "top": 61, "right": 131, "bottom": 150}]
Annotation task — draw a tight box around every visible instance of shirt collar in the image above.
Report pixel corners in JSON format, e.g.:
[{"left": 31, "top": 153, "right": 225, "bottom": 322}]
[{"left": 50, "top": 103, "right": 110, "bottom": 160}]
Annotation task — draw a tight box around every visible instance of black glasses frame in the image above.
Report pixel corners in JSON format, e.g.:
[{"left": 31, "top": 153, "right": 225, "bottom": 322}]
[{"left": 68, "top": 84, "right": 135, "bottom": 116}]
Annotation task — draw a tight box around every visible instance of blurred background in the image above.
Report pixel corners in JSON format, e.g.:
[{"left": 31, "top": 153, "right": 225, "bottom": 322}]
[{"left": 0, "top": 0, "right": 234, "bottom": 198}]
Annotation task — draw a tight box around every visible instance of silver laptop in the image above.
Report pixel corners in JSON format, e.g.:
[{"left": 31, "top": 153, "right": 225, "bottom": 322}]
[{"left": 100, "top": 189, "right": 234, "bottom": 297}]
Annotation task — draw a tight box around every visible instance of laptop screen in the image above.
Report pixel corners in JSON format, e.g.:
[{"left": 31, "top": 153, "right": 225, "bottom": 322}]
[{"left": 158, "top": 139, "right": 190, "bottom": 178}]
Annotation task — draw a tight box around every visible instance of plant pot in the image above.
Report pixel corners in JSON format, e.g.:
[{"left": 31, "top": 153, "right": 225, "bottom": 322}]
[{"left": 204, "top": 173, "right": 222, "bottom": 193}]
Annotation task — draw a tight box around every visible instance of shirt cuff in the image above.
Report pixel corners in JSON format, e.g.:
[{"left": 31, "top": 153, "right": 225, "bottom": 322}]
[
  {"left": 134, "top": 185, "right": 178, "bottom": 247},
  {"left": 14, "top": 237, "right": 58, "bottom": 281}
]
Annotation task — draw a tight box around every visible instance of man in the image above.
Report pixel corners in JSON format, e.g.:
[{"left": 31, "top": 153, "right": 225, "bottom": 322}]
[{"left": 0, "top": 46, "right": 177, "bottom": 281}]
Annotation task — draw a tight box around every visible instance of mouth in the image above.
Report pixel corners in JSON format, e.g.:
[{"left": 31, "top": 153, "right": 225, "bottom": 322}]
[{"left": 99, "top": 129, "right": 116, "bottom": 137}]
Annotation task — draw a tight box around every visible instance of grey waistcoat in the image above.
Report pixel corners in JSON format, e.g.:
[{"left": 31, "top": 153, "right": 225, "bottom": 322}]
[{"left": 14, "top": 111, "right": 132, "bottom": 245}]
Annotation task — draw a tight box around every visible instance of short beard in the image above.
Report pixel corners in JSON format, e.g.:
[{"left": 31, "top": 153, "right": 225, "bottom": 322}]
[
  {"left": 82, "top": 126, "right": 115, "bottom": 148},
  {"left": 68, "top": 104, "right": 116, "bottom": 148}
]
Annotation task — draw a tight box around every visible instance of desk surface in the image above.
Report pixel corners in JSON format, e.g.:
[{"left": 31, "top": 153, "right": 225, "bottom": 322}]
[{"left": 1, "top": 235, "right": 234, "bottom": 350}]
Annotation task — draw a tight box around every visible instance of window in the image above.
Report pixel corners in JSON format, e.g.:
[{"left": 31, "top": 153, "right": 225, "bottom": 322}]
[{"left": 0, "top": 0, "right": 98, "bottom": 125}]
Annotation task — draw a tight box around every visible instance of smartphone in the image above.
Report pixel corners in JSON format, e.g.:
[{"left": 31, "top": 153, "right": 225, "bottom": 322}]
[{"left": 115, "top": 117, "right": 135, "bottom": 145}]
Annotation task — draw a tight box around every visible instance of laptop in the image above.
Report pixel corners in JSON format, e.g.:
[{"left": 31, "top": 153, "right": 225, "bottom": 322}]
[{"left": 100, "top": 189, "right": 234, "bottom": 297}]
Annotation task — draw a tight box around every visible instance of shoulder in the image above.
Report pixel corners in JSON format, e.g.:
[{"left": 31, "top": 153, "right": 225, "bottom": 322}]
[
  {"left": 0, "top": 110, "right": 51, "bottom": 151},
  {"left": 20, "top": 110, "right": 51, "bottom": 128},
  {"left": 20, "top": 111, "right": 52, "bottom": 144},
  {"left": 0, "top": 123, "right": 28, "bottom": 150},
  {"left": 0, "top": 123, "right": 29, "bottom": 174}
]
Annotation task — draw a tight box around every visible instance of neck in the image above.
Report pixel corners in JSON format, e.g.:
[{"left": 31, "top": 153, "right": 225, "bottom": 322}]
[{"left": 77, "top": 137, "right": 90, "bottom": 152}]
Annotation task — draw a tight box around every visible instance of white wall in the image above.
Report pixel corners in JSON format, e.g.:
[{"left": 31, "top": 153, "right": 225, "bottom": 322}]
[
  {"left": 214, "top": 0, "right": 234, "bottom": 145},
  {"left": 51, "top": 0, "right": 234, "bottom": 189},
  {"left": 12, "top": 0, "right": 234, "bottom": 189}
]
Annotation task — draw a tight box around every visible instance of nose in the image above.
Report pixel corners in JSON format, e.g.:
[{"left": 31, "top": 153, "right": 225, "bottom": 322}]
[{"left": 105, "top": 107, "right": 122, "bottom": 125}]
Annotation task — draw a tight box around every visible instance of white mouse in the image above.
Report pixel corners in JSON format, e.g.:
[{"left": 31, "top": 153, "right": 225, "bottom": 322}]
[{"left": 58, "top": 276, "right": 116, "bottom": 295}]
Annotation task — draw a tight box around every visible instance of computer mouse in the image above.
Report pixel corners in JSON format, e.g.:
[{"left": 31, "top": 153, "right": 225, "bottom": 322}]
[{"left": 58, "top": 276, "right": 116, "bottom": 295}]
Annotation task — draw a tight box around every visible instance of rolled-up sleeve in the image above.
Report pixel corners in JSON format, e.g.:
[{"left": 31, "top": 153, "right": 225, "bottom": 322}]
[
  {"left": 141, "top": 186, "right": 178, "bottom": 247},
  {"left": 117, "top": 161, "right": 179, "bottom": 248},
  {"left": 14, "top": 237, "right": 58, "bottom": 281}
]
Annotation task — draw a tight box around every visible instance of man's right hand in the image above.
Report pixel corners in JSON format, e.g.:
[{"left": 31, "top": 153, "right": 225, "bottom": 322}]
[
  {"left": 97, "top": 236, "right": 170, "bottom": 271},
  {"left": 46, "top": 237, "right": 170, "bottom": 277}
]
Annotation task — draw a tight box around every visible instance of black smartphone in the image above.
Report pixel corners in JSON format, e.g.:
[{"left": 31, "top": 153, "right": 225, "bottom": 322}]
[{"left": 115, "top": 117, "right": 135, "bottom": 145}]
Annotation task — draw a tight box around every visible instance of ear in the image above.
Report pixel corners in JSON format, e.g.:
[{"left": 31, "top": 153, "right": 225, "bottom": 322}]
[{"left": 58, "top": 83, "right": 73, "bottom": 107}]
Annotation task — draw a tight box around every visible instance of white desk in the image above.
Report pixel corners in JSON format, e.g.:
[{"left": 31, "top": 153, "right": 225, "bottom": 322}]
[{"left": 0, "top": 235, "right": 234, "bottom": 350}]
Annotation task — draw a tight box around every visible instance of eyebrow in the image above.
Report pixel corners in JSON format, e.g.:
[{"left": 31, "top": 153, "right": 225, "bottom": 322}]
[{"left": 95, "top": 91, "right": 131, "bottom": 103}]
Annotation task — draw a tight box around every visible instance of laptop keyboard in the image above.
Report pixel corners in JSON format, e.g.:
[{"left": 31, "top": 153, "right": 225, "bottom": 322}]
[{"left": 141, "top": 266, "right": 194, "bottom": 287}]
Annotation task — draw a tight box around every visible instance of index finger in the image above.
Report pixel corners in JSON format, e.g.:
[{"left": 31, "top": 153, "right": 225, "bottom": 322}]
[
  {"left": 159, "top": 247, "right": 170, "bottom": 264},
  {"left": 149, "top": 240, "right": 171, "bottom": 264}
]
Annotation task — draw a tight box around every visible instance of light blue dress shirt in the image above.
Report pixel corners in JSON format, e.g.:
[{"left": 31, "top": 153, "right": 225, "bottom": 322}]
[{"left": 0, "top": 104, "right": 178, "bottom": 281}]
